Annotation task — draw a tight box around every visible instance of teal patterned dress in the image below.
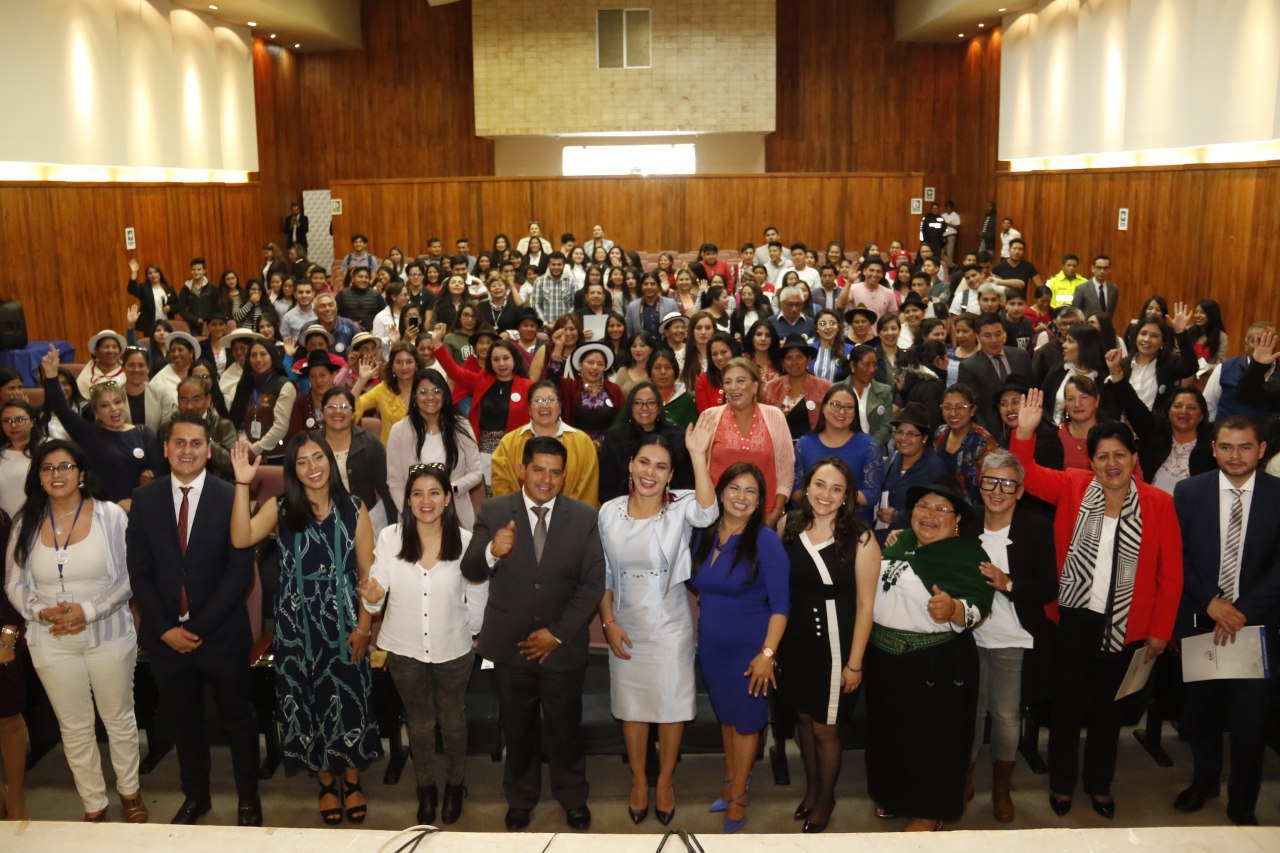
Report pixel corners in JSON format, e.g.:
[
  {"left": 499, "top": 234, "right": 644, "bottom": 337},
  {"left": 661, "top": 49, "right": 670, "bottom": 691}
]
[{"left": 274, "top": 495, "right": 382, "bottom": 771}]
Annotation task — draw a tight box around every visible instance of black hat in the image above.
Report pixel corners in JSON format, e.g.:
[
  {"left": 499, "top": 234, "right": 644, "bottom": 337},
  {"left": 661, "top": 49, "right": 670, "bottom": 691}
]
[
  {"left": 994, "top": 376, "right": 1030, "bottom": 406},
  {"left": 516, "top": 307, "right": 542, "bottom": 326},
  {"left": 844, "top": 306, "right": 877, "bottom": 326},
  {"left": 900, "top": 293, "right": 927, "bottom": 311},
  {"left": 303, "top": 349, "right": 340, "bottom": 374},
  {"left": 469, "top": 324, "right": 500, "bottom": 346},
  {"left": 906, "top": 477, "right": 973, "bottom": 523},
  {"left": 777, "top": 333, "right": 817, "bottom": 361},
  {"left": 889, "top": 402, "right": 931, "bottom": 434}
]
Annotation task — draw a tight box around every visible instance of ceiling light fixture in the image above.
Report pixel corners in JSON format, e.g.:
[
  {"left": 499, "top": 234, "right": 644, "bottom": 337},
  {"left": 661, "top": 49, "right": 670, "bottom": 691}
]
[
  {"left": 270, "top": 33, "right": 276, "bottom": 39},
  {"left": 247, "top": 21, "right": 257, "bottom": 27},
  {"left": 294, "top": 43, "right": 301, "bottom": 48},
  {"left": 208, "top": 4, "right": 217, "bottom": 9},
  {"left": 997, "top": 7, "right": 1007, "bottom": 11},
  {"left": 978, "top": 23, "right": 985, "bottom": 28},
  {"left": 958, "top": 32, "right": 965, "bottom": 37}
]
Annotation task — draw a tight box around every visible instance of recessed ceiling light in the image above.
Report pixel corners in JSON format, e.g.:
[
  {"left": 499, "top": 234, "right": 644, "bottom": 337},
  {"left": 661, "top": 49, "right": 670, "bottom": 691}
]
[
  {"left": 247, "top": 21, "right": 257, "bottom": 27},
  {"left": 294, "top": 43, "right": 301, "bottom": 48},
  {"left": 270, "top": 33, "right": 276, "bottom": 39},
  {"left": 998, "top": 7, "right": 1007, "bottom": 11},
  {"left": 978, "top": 22, "right": 985, "bottom": 28},
  {"left": 208, "top": 4, "right": 217, "bottom": 9},
  {"left": 958, "top": 32, "right": 965, "bottom": 37}
]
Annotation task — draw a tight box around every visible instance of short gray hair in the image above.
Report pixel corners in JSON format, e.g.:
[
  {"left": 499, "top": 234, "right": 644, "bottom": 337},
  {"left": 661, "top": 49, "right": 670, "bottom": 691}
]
[
  {"left": 981, "top": 448, "right": 1025, "bottom": 481},
  {"left": 778, "top": 286, "right": 803, "bottom": 305}
]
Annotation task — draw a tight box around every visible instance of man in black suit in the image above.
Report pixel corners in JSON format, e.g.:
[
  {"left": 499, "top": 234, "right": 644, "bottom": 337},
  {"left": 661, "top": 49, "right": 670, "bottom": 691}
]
[
  {"left": 1172, "top": 415, "right": 1280, "bottom": 826},
  {"left": 282, "top": 202, "right": 308, "bottom": 250},
  {"left": 126, "top": 412, "right": 261, "bottom": 826},
  {"left": 462, "top": 435, "right": 605, "bottom": 831},
  {"left": 1070, "top": 254, "right": 1120, "bottom": 318},
  {"left": 958, "top": 312, "right": 1033, "bottom": 434}
]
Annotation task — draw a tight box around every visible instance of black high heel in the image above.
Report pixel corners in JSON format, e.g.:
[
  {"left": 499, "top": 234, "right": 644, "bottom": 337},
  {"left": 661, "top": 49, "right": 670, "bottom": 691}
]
[
  {"left": 628, "top": 779, "right": 648, "bottom": 824},
  {"left": 794, "top": 804, "right": 811, "bottom": 820},
  {"left": 342, "top": 776, "right": 367, "bottom": 824},
  {"left": 1091, "top": 797, "right": 1115, "bottom": 819},
  {"left": 1049, "top": 794, "right": 1073, "bottom": 816},
  {"left": 655, "top": 781, "right": 675, "bottom": 826},
  {"left": 318, "top": 778, "right": 343, "bottom": 825}
]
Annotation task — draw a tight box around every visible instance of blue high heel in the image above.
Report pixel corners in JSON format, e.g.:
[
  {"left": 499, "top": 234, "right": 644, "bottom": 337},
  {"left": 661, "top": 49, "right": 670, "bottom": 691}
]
[
  {"left": 723, "top": 796, "right": 749, "bottom": 834},
  {"left": 709, "top": 771, "right": 751, "bottom": 812}
]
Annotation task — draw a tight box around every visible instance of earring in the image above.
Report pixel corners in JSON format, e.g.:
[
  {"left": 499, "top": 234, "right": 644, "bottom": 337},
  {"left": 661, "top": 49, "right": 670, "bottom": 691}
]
[{"left": 628, "top": 473, "right": 634, "bottom": 496}]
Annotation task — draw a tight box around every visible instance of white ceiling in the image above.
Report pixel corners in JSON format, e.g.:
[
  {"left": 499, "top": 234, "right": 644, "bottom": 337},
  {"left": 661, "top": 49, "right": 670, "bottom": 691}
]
[
  {"left": 895, "top": 0, "right": 1035, "bottom": 42},
  {"left": 170, "top": 0, "right": 362, "bottom": 51}
]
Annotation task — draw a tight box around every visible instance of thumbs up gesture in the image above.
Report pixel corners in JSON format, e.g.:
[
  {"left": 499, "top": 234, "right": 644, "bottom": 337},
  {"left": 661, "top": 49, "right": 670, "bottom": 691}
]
[
  {"left": 927, "top": 584, "right": 956, "bottom": 623},
  {"left": 491, "top": 520, "right": 517, "bottom": 559}
]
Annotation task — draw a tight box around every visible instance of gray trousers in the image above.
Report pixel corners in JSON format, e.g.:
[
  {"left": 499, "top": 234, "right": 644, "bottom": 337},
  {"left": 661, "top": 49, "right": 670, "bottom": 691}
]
[
  {"left": 973, "top": 646, "right": 1025, "bottom": 762},
  {"left": 386, "top": 650, "right": 474, "bottom": 787}
]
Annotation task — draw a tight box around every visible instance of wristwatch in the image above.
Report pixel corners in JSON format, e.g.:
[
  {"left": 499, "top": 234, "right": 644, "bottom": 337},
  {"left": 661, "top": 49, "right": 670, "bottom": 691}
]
[{"left": 760, "top": 646, "right": 775, "bottom": 659}]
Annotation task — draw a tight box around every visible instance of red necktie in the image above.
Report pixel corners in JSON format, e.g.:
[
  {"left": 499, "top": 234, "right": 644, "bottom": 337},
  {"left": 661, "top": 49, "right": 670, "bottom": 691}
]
[{"left": 178, "top": 486, "right": 191, "bottom": 619}]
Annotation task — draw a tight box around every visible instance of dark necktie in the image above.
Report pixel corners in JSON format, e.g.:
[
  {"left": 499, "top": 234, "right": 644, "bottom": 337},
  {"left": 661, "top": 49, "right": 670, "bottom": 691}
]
[
  {"left": 1098, "top": 284, "right": 1106, "bottom": 312},
  {"left": 178, "top": 486, "right": 191, "bottom": 619},
  {"left": 532, "top": 506, "right": 548, "bottom": 563},
  {"left": 994, "top": 352, "right": 1009, "bottom": 381}
]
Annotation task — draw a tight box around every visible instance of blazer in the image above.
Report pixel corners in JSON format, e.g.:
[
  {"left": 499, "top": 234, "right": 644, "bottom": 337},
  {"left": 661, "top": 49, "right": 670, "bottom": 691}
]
[
  {"left": 1111, "top": 375, "right": 1215, "bottom": 482},
  {"left": 1173, "top": 470, "right": 1280, "bottom": 637},
  {"left": 282, "top": 213, "right": 309, "bottom": 247},
  {"left": 1010, "top": 433, "right": 1183, "bottom": 643},
  {"left": 344, "top": 426, "right": 395, "bottom": 521},
  {"left": 958, "top": 347, "right": 1034, "bottom": 435},
  {"left": 126, "top": 277, "right": 177, "bottom": 337},
  {"left": 834, "top": 378, "right": 895, "bottom": 450},
  {"left": 126, "top": 475, "right": 255, "bottom": 674},
  {"left": 996, "top": 508, "right": 1061, "bottom": 702},
  {"left": 434, "top": 345, "right": 531, "bottom": 437},
  {"left": 386, "top": 416, "right": 484, "bottom": 529},
  {"left": 761, "top": 374, "right": 831, "bottom": 431},
  {"left": 1070, "top": 280, "right": 1120, "bottom": 317},
  {"left": 624, "top": 296, "right": 679, "bottom": 338},
  {"left": 461, "top": 491, "right": 605, "bottom": 671}
]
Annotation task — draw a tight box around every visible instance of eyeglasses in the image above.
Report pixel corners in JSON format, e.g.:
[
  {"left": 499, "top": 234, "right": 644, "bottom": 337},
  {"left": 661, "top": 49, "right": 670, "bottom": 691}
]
[
  {"left": 416, "top": 387, "right": 444, "bottom": 397},
  {"left": 892, "top": 428, "right": 923, "bottom": 439},
  {"left": 39, "top": 462, "right": 79, "bottom": 475},
  {"left": 940, "top": 403, "right": 973, "bottom": 413},
  {"left": 632, "top": 399, "right": 660, "bottom": 409},
  {"left": 913, "top": 501, "right": 957, "bottom": 516},
  {"left": 324, "top": 403, "right": 352, "bottom": 412},
  {"left": 2, "top": 416, "right": 29, "bottom": 426},
  {"left": 530, "top": 397, "right": 559, "bottom": 406},
  {"left": 980, "top": 476, "right": 1020, "bottom": 495},
  {"left": 825, "top": 401, "right": 857, "bottom": 414}
]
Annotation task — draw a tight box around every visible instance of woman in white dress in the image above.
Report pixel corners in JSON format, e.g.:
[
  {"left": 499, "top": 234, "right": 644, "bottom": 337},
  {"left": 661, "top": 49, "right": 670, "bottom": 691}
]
[{"left": 597, "top": 417, "right": 717, "bottom": 826}]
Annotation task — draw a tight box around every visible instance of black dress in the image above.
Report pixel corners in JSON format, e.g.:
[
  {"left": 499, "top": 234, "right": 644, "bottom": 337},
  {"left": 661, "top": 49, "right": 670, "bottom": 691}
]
[
  {"left": 778, "top": 532, "right": 858, "bottom": 726},
  {"left": 0, "top": 511, "right": 24, "bottom": 718}
]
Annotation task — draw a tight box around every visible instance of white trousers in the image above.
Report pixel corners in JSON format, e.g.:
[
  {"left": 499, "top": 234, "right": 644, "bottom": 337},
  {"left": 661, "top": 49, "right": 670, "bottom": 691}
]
[{"left": 27, "top": 630, "right": 141, "bottom": 813}]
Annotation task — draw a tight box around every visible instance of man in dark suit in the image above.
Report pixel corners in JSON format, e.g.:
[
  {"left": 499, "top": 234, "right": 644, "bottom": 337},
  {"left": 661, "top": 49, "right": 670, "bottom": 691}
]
[
  {"left": 282, "top": 202, "right": 308, "bottom": 250},
  {"left": 126, "top": 412, "right": 261, "bottom": 826},
  {"left": 1070, "top": 254, "right": 1119, "bottom": 318},
  {"left": 958, "top": 312, "right": 1033, "bottom": 434},
  {"left": 1172, "top": 414, "right": 1280, "bottom": 826},
  {"left": 462, "top": 435, "right": 605, "bottom": 831}
]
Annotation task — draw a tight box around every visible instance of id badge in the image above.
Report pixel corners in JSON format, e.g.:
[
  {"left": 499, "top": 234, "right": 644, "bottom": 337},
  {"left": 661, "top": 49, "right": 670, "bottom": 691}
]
[
  {"left": 250, "top": 419, "right": 263, "bottom": 440},
  {"left": 56, "top": 592, "right": 75, "bottom": 606}
]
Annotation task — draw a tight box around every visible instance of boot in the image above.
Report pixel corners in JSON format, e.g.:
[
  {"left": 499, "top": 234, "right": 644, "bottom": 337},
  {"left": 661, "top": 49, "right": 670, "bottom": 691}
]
[
  {"left": 416, "top": 784, "right": 438, "bottom": 825},
  {"left": 992, "top": 760, "right": 1015, "bottom": 822},
  {"left": 963, "top": 761, "right": 976, "bottom": 803}
]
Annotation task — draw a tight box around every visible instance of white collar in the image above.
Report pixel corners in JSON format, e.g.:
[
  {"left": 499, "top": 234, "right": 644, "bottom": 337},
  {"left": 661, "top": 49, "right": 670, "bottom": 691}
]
[
  {"left": 172, "top": 468, "right": 208, "bottom": 499},
  {"left": 518, "top": 419, "right": 578, "bottom": 438},
  {"left": 521, "top": 489, "right": 557, "bottom": 517},
  {"left": 1219, "top": 471, "right": 1256, "bottom": 494}
]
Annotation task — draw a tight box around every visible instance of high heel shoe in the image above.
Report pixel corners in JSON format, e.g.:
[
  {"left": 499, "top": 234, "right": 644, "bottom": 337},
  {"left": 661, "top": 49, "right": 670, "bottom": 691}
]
[
  {"left": 342, "top": 776, "right": 367, "bottom": 824},
  {"left": 793, "top": 803, "right": 811, "bottom": 820},
  {"left": 628, "top": 779, "right": 648, "bottom": 824},
  {"left": 318, "top": 777, "right": 343, "bottom": 825},
  {"left": 723, "top": 795, "right": 749, "bottom": 834},
  {"left": 1048, "top": 794, "right": 1073, "bottom": 816},
  {"left": 655, "top": 780, "right": 675, "bottom": 826},
  {"left": 709, "top": 771, "right": 750, "bottom": 812},
  {"left": 1091, "top": 796, "right": 1115, "bottom": 819}
]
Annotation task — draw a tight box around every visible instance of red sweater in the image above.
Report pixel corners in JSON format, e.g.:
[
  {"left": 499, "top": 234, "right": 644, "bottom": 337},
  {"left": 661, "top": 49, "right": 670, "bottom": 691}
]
[
  {"left": 1010, "top": 433, "right": 1183, "bottom": 643},
  {"left": 435, "top": 346, "right": 531, "bottom": 436}
]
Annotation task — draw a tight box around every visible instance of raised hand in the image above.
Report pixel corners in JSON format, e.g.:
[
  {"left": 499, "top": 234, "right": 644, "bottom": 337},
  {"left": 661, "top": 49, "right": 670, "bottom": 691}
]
[
  {"left": 491, "top": 520, "right": 517, "bottom": 559},
  {"left": 1015, "top": 387, "right": 1044, "bottom": 438},
  {"left": 357, "top": 355, "right": 378, "bottom": 381},
  {"left": 1167, "top": 301, "right": 1192, "bottom": 335},
  {"left": 231, "top": 440, "right": 261, "bottom": 485},
  {"left": 685, "top": 415, "right": 715, "bottom": 458},
  {"left": 357, "top": 577, "right": 385, "bottom": 605},
  {"left": 430, "top": 323, "right": 448, "bottom": 350},
  {"left": 1252, "top": 329, "right": 1277, "bottom": 366},
  {"left": 126, "top": 304, "right": 140, "bottom": 327},
  {"left": 927, "top": 584, "right": 955, "bottom": 623},
  {"left": 128, "top": 258, "right": 140, "bottom": 278},
  {"left": 1104, "top": 347, "right": 1124, "bottom": 378},
  {"left": 40, "top": 345, "right": 61, "bottom": 380},
  {"left": 282, "top": 336, "right": 298, "bottom": 357}
]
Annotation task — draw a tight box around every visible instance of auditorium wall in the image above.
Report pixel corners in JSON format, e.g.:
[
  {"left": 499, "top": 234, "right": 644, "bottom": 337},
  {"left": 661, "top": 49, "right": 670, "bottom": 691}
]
[{"left": 996, "top": 161, "right": 1280, "bottom": 358}]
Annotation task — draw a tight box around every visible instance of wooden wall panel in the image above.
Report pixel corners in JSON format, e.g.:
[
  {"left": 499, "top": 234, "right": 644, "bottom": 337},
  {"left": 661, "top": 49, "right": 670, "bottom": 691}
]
[
  {"left": 996, "top": 163, "right": 1280, "bottom": 359},
  {"left": 330, "top": 174, "right": 926, "bottom": 262}
]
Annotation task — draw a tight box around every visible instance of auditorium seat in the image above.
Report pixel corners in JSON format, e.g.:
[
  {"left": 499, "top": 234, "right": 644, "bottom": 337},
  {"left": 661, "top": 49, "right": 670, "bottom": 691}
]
[
  {"left": 360, "top": 416, "right": 382, "bottom": 437},
  {"left": 250, "top": 464, "right": 285, "bottom": 506},
  {"left": 169, "top": 320, "right": 190, "bottom": 334},
  {"left": 20, "top": 387, "right": 44, "bottom": 407}
]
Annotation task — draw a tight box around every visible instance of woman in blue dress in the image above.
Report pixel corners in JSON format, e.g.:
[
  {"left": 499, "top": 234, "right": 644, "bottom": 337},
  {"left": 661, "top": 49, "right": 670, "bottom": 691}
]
[
  {"left": 688, "top": 462, "right": 789, "bottom": 833},
  {"left": 231, "top": 432, "right": 381, "bottom": 826},
  {"left": 597, "top": 419, "right": 717, "bottom": 826},
  {"left": 793, "top": 384, "right": 884, "bottom": 525}
]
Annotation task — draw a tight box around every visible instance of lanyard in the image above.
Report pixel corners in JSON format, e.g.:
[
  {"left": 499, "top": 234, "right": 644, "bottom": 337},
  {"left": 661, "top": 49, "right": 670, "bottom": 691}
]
[{"left": 49, "top": 499, "right": 85, "bottom": 591}]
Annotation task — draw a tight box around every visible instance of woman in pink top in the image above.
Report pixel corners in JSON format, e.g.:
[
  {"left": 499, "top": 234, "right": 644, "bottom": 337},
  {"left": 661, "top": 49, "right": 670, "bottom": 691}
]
[{"left": 699, "top": 358, "right": 795, "bottom": 527}]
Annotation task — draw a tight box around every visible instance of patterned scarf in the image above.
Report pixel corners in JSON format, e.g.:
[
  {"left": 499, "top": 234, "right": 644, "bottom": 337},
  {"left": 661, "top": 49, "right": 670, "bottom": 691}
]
[{"left": 1059, "top": 478, "right": 1142, "bottom": 652}]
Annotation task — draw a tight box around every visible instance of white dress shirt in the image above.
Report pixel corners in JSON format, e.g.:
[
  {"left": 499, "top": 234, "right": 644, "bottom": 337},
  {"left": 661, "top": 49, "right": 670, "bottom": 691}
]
[
  {"left": 975, "top": 526, "right": 1033, "bottom": 649},
  {"left": 171, "top": 469, "right": 208, "bottom": 524},
  {"left": 1218, "top": 471, "right": 1255, "bottom": 594},
  {"left": 365, "top": 526, "right": 487, "bottom": 663},
  {"left": 1088, "top": 516, "right": 1118, "bottom": 613},
  {"left": 485, "top": 490, "right": 559, "bottom": 567}
]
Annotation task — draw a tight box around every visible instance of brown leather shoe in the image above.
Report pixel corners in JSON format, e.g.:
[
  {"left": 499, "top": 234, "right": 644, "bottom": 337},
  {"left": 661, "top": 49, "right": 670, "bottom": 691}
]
[
  {"left": 121, "top": 791, "right": 149, "bottom": 824},
  {"left": 84, "top": 809, "right": 107, "bottom": 822},
  {"left": 991, "top": 761, "right": 1015, "bottom": 822}
]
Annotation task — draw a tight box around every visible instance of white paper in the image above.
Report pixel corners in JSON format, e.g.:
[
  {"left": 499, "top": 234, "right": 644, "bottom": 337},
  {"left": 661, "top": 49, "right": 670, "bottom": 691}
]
[
  {"left": 874, "top": 492, "right": 890, "bottom": 530},
  {"left": 1115, "top": 647, "right": 1156, "bottom": 700},
  {"left": 1181, "top": 626, "right": 1270, "bottom": 682},
  {"left": 581, "top": 314, "right": 608, "bottom": 342}
]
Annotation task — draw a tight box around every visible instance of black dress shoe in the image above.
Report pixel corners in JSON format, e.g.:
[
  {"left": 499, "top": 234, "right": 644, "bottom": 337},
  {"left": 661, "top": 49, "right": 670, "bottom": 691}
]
[
  {"left": 1048, "top": 795, "right": 1072, "bottom": 816},
  {"left": 1173, "top": 785, "right": 1218, "bottom": 813},
  {"left": 1091, "top": 797, "right": 1115, "bottom": 819},
  {"left": 505, "top": 807, "right": 531, "bottom": 831},
  {"left": 565, "top": 805, "right": 591, "bottom": 830},
  {"left": 171, "top": 797, "right": 212, "bottom": 825},
  {"left": 417, "top": 785, "right": 438, "bottom": 825},
  {"left": 1227, "top": 807, "right": 1260, "bottom": 826},
  {"left": 440, "top": 784, "right": 466, "bottom": 825},
  {"left": 237, "top": 798, "right": 263, "bottom": 827},
  {"left": 802, "top": 819, "right": 827, "bottom": 833},
  {"left": 628, "top": 805, "right": 648, "bottom": 824},
  {"left": 793, "top": 804, "right": 811, "bottom": 820},
  {"left": 655, "top": 806, "right": 675, "bottom": 826}
]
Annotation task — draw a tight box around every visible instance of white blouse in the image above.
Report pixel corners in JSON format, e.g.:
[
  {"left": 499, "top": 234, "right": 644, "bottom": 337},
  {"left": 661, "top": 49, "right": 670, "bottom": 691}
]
[
  {"left": 365, "top": 525, "right": 487, "bottom": 664},
  {"left": 873, "top": 559, "right": 978, "bottom": 634},
  {"left": 974, "top": 527, "right": 1033, "bottom": 650}
]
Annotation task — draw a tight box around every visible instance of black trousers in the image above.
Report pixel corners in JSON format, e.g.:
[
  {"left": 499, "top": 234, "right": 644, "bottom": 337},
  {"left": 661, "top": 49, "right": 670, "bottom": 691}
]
[
  {"left": 1184, "top": 674, "right": 1274, "bottom": 815},
  {"left": 492, "top": 661, "right": 588, "bottom": 811},
  {"left": 1048, "top": 608, "right": 1134, "bottom": 797},
  {"left": 154, "top": 648, "right": 260, "bottom": 803}
]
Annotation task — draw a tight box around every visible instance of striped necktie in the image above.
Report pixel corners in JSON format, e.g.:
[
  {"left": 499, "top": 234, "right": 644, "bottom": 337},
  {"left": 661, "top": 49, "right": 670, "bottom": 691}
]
[{"left": 1218, "top": 489, "right": 1244, "bottom": 601}]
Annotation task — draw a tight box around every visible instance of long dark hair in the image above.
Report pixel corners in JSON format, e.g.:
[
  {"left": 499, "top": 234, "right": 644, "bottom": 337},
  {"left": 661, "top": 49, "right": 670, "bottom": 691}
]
[
  {"left": 782, "top": 456, "right": 869, "bottom": 568},
  {"left": 607, "top": 381, "right": 676, "bottom": 445},
  {"left": 14, "top": 440, "right": 104, "bottom": 568},
  {"left": 744, "top": 319, "right": 781, "bottom": 370},
  {"left": 704, "top": 332, "right": 741, "bottom": 388},
  {"left": 408, "top": 370, "right": 474, "bottom": 476},
  {"left": 1195, "top": 299, "right": 1226, "bottom": 357},
  {"left": 280, "top": 431, "right": 351, "bottom": 531},
  {"left": 691, "top": 462, "right": 767, "bottom": 583},
  {"left": 615, "top": 331, "right": 659, "bottom": 372},
  {"left": 229, "top": 340, "right": 287, "bottom": 425},
  {"left": 0, "top": 399, "right": 45, "bottom": 455},
  {"left": 383, "top": 343, "right": 422, "bottom": 395},
  {"left": 397, "top": 464, "right": 463, "bottom": 563},
  {"left": 811, "top": 383, "right": 862, "bottom": 435},
  {"left": 1066, "top": 323, "right": 1107, "bottom": 375}
]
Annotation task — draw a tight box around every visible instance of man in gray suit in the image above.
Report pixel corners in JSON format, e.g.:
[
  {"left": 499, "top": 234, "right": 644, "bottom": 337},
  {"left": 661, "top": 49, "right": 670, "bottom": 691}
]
[
  {"left": 462, "top": 436, "right": 605, "bottom": 831},
  {"left": 1071, "top": 254, "right": 1120, "bottom": 318}
]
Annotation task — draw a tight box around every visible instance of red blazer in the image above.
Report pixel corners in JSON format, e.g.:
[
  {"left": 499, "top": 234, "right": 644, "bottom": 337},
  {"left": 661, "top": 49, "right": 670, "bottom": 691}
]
[
  {"left": 694, "top": 373, "right": 725, "bottom": 412},
  {"left": 1010, "top": 433, "right": 1183, "bottom": 643},
  {"left": 435, "top": 346, "right": 531, "bottom": 436}
]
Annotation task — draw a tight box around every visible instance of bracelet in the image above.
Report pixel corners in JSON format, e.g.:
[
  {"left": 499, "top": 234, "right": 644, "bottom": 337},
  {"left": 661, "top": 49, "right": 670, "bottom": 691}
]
[
  {"left": 844, "top": 665, "right": 861, "bottom": 673},
  {"left": 354, "top": 627, "right": 371, "bottom": 637},
  {"left": 235, "top": 481, "right": 252, "bottom": 486}
]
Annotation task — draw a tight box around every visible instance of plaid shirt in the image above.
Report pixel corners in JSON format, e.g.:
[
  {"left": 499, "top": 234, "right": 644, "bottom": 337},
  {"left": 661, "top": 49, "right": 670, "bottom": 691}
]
[{"left": 530, "top": 272, "right": 578, "bottom": 324}]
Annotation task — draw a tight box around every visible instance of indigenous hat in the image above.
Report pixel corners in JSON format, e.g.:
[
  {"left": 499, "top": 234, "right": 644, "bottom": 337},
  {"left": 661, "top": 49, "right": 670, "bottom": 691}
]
[
  {"left": 166, "top": 331, "right": 202, "bottom": 359},
  {"left": 890, "top": 402, "right": 932, "bottom": 434},
  {"left": 300, "top": 323, "right": 335, "bottom": 347},
  {"left": 994, "top": 376, "right": 1031, "bottom": 406},
  {"left": 88, "top": 330, "right": 127, "bottom": 353},
  {"left": 469, "top": 324, "right": 500, "bottom": 347},
  {"left": 899, "top": 293, "right": 927, "bottom": 313},
  {"left": 658, "top": 311, "right": 690, "bottom": 333},
  {"left": 302, "top": 349, "right": 340, "bottom": 374},
  {"left": 350, "top": 332, "right": 380, "bottom": 351},
  {"left": 844, "top": 306, "right": 877, "bottom": 326},
  {"left": 515, "top": 307, "right": 542, "bottom": 326},
  {"left": 890, "top": 250, "right": 913, "bottom": 266},
  {"left": 570, "top": 341, "right": 615, "bottom": 373},
  {"left": 906, "top": 477, "right": 974, "bottom": 524},
  {"left": 222, "top": 328, "right": 261, "bottom": 348},
  {"left": 777, "top": 333, "right": 817, "bottom": 361}
]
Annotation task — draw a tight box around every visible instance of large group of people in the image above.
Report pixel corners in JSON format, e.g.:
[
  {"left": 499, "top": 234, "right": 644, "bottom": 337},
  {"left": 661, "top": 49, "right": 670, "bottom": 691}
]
[{"left": 2, "top": 218, "right": 1278, "bottom": 835}]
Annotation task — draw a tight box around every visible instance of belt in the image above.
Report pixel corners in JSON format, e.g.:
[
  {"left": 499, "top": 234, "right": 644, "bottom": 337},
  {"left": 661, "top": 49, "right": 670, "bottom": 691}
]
[{"left": 871, "top": 624, "right": 956, "bottom": 655}]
